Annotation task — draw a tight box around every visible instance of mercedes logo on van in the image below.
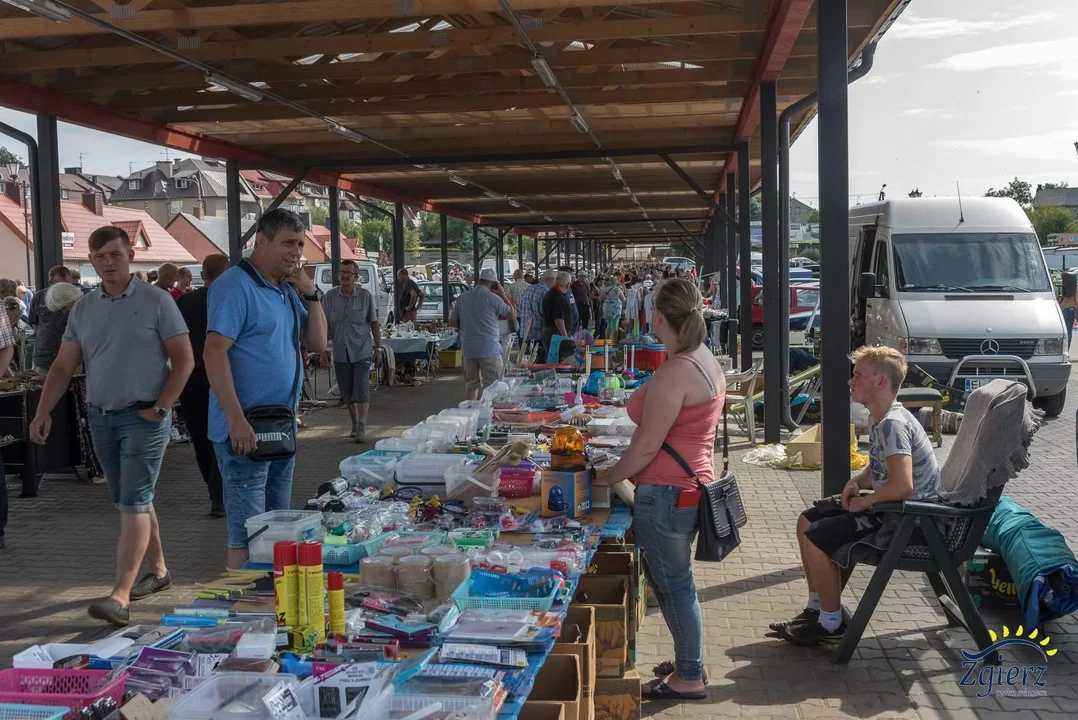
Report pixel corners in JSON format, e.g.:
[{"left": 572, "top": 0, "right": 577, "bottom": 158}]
[{"left": 980, "top": 339, "right": 1001, "bottom": 355}]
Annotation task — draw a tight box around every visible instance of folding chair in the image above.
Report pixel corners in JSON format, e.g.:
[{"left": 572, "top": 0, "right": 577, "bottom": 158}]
[
  {"left": 724, "top": 360, "right": 762, "bottom": 445},
  {"left": 830, "top": 379, "right": 1043, "bottom": 663}
]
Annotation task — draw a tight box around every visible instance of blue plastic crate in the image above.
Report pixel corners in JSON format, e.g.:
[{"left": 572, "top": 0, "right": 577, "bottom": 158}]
[
  {"left": 0, "top": 706, "right": 67, "bottom": 720},
  {"left": 322, "top": 531, "right": 394, "bottom": 565},
  {"left": 450, "top": 577, "right": 560, "bottom": 611}
]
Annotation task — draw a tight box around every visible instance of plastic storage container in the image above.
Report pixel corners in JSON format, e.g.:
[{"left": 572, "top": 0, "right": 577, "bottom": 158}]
[
  {"left": 425, "top": 414, "right": 470, "bottom": 440},
  {"left": 375, "top": 437, "right": 432, "bottom": 454},
  {"left": 322, "top": 531, "right": 392, "bottom": 565},
  {"left": 167, "top": 672, "right": 300, "bottom": 720},
  {"left": 496, "top": 460, "right": 539, "bottom": 499},
  {"left": 0, "top": 705, "right": 67, "bottom": 720},
  {"left": 457, "top": 400, "right": 493, "bottom": 430},
  {"left": 438, "top": 408, "right": 481, "bottom": 436},
  {"left": 338, "top": 454, "right": 397, "bottom": 489},
  {"left": 444, "top": 466, "right": 499, "bottom": 505},
  {"left": 395, "top": 453, "right": 468, "bottom": 487},
  {"left": 0, "top": 669, "right": 127, "bottom": 720},
  {"left": 402, "top": 424, "right": 456, "bottom": 452},
  {"left": 244, "top": 510, "right": 321, "bottom": 564},
  {"left": 450, "top": 577, "right": 560, "bottom": 611}
]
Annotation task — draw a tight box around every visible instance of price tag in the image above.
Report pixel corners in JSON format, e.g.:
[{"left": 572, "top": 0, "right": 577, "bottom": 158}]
[{"left": 262, "top": 681, "right": 304, "bottom": 718}]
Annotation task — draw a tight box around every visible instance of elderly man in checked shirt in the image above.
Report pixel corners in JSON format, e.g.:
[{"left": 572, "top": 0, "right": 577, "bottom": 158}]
[{"left": 519, "top": 269, "right": 556, "bottom": 354}]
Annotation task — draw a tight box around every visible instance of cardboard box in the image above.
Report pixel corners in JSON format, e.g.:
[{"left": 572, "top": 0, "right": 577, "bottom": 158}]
[
  {"left": 542, "top": 469, "right": 592, "bottom": 518},
  {"left": 574, "top": 575, "right": 627, "bottom": 678},
  {"left": 554, "top": 605, "right": 596, "bottom": 699},
  {"left": 786, "top": 423, "right": 856, "bottom": 468},
  {"left": 438, "top": 349, "right": 463, "bottom": 368},
  {"left": 520, "top": 703, "right": 566, "bottom": 720},
  {"left": 530, "top": 654, "right": 582, "bottom": 720},
  {"left": 594, "top": 670, "right": 641, "bottom": 720},
  {"left": 588, "top": 552, "right": 644, "bottom": 650},
  {"left": 962, "top": 548, "right": 1020, "bottom": 609}
]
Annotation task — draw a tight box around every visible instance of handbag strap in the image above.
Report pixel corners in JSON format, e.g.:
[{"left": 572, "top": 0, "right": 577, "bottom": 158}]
[
  {"left": 660, "top": 441, "right": 698, "bottom": 482},
  {"left": 238, "top": 260, "right": 303, "bottom": 406},
  {"left": 672, "top": 353, "right": 729, "bottom": 474}
]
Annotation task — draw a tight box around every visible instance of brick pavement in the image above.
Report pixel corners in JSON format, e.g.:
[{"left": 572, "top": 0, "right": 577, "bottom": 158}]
[{"left": 3, "top": 367, "right": 1077, "bottom": 720}]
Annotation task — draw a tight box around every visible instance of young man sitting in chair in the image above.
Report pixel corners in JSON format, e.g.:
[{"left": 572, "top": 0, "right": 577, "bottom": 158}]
[{"left": 774, "top": 345, "right": 941, "bottom": 646}]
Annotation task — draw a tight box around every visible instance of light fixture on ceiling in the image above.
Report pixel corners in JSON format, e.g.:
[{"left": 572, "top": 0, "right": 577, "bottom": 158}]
[
  {"left": 484, "top": 190, "right": 506, "bottom": 200},
  {"left": 570, "top": 112, "right": 589, "bottom": 134},
  {"left": 509, "top": 200, "right": 522, "bottom": 208},
  {"left": 413, "top": 164, "right": 427, "bottom": 169},
  {"left": 1, "top": 0, "right": 69, "bottom": 22},
  {"left": 329, "top": 123, "right": 366, "bottom": 143},
  {"left": 544, "top": 215, "right": 555, "bottom": 222},
  {"left": 205, "top": 73, "right": 263, "bottom": 102},
  {"left": 531, "top": 55, "right": 557, "bottom": 87},
  {"left": 449, "top": 174, "right": 468, "bottom": 186},
  {"left": 530, "top": 209, "right": 542, "bottom": 215},
  {"left": 612, "top": 167, "right": 623, "bottom": 182}
]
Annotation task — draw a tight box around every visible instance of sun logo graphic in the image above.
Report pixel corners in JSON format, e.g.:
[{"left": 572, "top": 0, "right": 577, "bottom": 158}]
[{"left": 959, "top": 625, "right": 1055, "bottom": 698}]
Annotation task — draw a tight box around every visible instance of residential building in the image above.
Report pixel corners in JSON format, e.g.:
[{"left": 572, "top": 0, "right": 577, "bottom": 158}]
[
  {"left": 0, "top": 183, "right": 194, "bottom": 284},
  {"left": 241, "top": 169, "right": 307, "bottom": 213},
  {"left": 789, "top": 197, "right": 815, "bottom": 225},
  {"left": 109, "top": 158, "right": 260, "bottom": 227},
  {"left": 1034, "top": 187, "right": 1078, "bottom": 215}
]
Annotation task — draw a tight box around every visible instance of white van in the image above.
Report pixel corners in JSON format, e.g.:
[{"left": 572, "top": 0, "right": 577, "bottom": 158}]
[
  {"left": 851, "top": 197, "right": 1070, "bottom": 416},
  {"left": 312, "top": 261, "right": 394, "bottom": 326},
  {"left": 480, "top": 258, "right": 519, "bottom": 281}
]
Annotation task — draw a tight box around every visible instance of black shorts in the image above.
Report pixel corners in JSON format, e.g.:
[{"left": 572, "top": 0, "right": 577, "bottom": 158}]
[{"left": 802, "top": 503, "right": 884, "bottom": 559}]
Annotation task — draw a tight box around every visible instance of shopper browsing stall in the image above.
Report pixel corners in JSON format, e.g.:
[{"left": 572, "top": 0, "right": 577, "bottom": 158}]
[
  {"left": 322, "top": 259, "right": 383, "bottom": 443},
  {"left": 30, "top": 225, "right": 194, "bottom": 626},
  {"left": 449, "top": 268, "right": 514, "bottom": 400},
  {"left": 27, "top": 265, "right": 73, "bottom": 373},
  {"left": 594, "top": 278, "right": 725, "bottom": 701},
  {"left": 520, "top": 269, "right": 555, "bottom": 351},
  {"left": 0, "top": 309, "right": 14, "bottom": 549},
  {"left": 176, "top": 253, "right": 231, "bottom": 519},
  {"left": 541, "top": 272, "right": 575, "bottom": 362},
  {"left": 204, "top": 208, "right": 328, "bottom": 570}
]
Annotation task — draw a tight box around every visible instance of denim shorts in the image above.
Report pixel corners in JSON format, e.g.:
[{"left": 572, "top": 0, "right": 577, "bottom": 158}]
[
  {"left": 213, "top": 441, "right": 296, "bottom": 549},
  {"left": 88, "top": 408, "right": 172, "bottom": 514}
]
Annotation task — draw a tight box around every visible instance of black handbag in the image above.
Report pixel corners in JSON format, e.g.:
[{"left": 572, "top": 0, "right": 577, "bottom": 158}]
[
  {"left": 662, "top": 405, "right": 747, "bottom": 562},
  {"left": 237, "top": 260, "right": 302, "bottom": 462}
]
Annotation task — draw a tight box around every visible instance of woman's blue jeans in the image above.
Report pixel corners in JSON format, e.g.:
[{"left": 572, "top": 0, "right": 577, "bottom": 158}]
[
  {"left": 633, "top": 484, "right": 704, "bottom": 681},
  {"left": 1064, "top": 307, "right": 1075, "bottom": 349}
]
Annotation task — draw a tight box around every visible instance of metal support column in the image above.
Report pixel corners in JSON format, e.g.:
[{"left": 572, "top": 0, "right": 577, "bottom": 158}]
[
  {"left": 517, "top": 233, "right": 523, "bottom": 277},
  {"left": 738, "top": 145, "right": 752, "bottom": 371},
  {"left": 225, "top": 160, "right": 242, "bottom": 263},
  {"left": 441, "top": 214, "right": 451, "bottom": 322},
  {"left": 393, "top": 203, "right": 405, "bottom": 320},
  {"left": 495, "top": 228, "right": 505, "bottom": 282},
  {"left": 726, "top": 175, "right": 739, "bottom": 366},
  {"left": 761, "top": 82, "right": 781, "bottom": 443},
  {"left": 328, "top": 186, "right": 341, "bottom": 288},
  {"left": 818, "top": 0, "right": 851, "bottom": 495},
  {"left": 473, "top": 223, "right": 480, "bottom": 280},
  {"left": 533, "top": 233, "right": 540, "bottom": 273},
  {"left": 33, "top": 116, "right": 63, "bottom": 283}
]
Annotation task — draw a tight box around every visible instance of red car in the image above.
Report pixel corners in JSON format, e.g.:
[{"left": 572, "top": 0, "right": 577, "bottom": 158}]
[{"left": 749, "top": 284, "right": 820, "bottom": 349}]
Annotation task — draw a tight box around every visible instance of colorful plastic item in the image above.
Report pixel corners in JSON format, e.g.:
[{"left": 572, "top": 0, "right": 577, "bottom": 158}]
[{"left": 0, "top": 669, "right": 127, "bottom": 720}]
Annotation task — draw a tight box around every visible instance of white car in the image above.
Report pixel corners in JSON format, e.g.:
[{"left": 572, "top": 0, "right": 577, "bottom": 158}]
[
  {"left": 661, "top": 256, "right": 695, "bottom": 272},
  {"left": 417, "top": 280, "right": 469, "bottom": 322}
]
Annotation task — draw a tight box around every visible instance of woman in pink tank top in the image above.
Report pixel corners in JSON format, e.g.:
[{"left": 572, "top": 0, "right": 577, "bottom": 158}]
[{"left": 594, "top": 279, "right": 725, "bottom": 701}]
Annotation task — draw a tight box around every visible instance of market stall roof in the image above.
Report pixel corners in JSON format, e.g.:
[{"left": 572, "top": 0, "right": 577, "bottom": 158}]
[{"left": 0, "top": 0, "right": 902, "bottom": 241}]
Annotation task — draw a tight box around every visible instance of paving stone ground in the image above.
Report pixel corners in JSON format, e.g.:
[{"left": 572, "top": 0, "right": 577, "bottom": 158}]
[{"left": 3, "top": 366, "right": 1077, "bottom": 720}]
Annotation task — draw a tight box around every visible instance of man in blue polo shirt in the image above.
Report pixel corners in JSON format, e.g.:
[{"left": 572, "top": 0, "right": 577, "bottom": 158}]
[{"left": 204, "top": 209, "right": 327, "bottom": 569}]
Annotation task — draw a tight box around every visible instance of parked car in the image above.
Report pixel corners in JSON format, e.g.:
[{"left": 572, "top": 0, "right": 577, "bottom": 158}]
[
  {"left": 662, "top": 256, "right": 695, "bottom": 272},
  {"left": 416, "top": 280, "right": 469, "bottom": 322},
  {"left": 749, "top": 284, "right": 819, "bottom": 349}
]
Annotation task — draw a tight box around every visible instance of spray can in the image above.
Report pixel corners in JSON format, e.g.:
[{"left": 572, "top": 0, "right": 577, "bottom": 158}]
[
  {"left": 327, "top": 571, "right": 346, "bottom": 635},
  {"left": 273, "top": 541, "right": 299, "bottom": 628},
  {"left": 299, "top": 540, "right": 326, "bottom": 643}
]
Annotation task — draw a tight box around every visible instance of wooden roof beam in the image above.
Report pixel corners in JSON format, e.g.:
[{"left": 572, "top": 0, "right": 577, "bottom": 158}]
[{"left": 0, "top": 0, "right": 698, "bottom": 40}]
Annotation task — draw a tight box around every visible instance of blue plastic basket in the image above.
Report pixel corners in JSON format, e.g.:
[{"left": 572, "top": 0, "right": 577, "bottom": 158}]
[
  {"left": 360, "top": 449, "right": 412, "bottom": 460},
  {"left": 450, "top": 577, "right": 560, "bottom": 611},
  {"left": 0, "top": 705, "right": 68, "bottom": 720},
  {"left": 322, "top": 531, "right": 394, "bottom": 565}
]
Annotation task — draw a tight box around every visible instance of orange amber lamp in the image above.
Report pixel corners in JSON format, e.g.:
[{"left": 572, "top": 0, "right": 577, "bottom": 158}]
[{"left": 550, "top": 427, "right": 587, "bottom": 471}]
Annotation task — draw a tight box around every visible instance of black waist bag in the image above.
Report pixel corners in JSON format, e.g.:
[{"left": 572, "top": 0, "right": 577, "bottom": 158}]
[
  {"left": 238, "top": 260, "right": 302, "bottom": 462},
  {"left": 662, "top": 404, "right": 747, "bottom": 562}
]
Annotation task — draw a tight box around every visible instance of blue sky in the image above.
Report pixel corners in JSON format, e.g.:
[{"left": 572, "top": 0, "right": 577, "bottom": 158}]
[{"left": 1, "top": 0, "right": 1075, "bottom": 205}]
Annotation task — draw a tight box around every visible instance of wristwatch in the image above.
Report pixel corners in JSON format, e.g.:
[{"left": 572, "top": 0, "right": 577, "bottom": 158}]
[
  {"left": 302, "top": 292, "right": 319, "bottom": 302},
  {"left": 153, "top": 405, "right": 169, "bottom": 418}
]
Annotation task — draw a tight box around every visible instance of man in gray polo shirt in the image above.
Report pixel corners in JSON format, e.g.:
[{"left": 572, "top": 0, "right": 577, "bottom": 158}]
[
  {"left": 31, "top": 225, "right": 194, "bottom": 626},
  {"left": 449, "top": 268, "right": 514, "bottom": 400}
]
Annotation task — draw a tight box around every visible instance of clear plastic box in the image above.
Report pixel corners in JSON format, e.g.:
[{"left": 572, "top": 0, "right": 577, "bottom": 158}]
[
  {"left": 375, "top": 437, "right": 432, "bottom": 454},
  {"left": 244, "top": 510, "right": 322, "bottom": 564},
  {"left": 444, "top": 466, "right": 499, "bottom": 505},
  {"left": 168, "top": 672, "right": 300, "bottom": 719},
  {"left": 437, "top": 408, "right": 481, "bottom": 437},
  {"left": 339, "top": 455, "right": 398, "bottom": 489}
]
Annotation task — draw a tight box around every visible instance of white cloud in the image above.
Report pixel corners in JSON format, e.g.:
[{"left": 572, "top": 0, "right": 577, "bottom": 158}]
[
  {"left": 1055, "top": 89, "right": 1078, "bottom": 98},
  {"left": 934, "top": 130, "right": 1078, "bottom": 162},
  {"left": 858, "top": 75, "right": 888, "bottom": 85},
  {"left": 889, "top": 11, "right": 1055, "bottom": 40},
  {"left": 929, "top": 38, "right": 1078, "bottom": 75},
  {"left": 901, "top": 108, "right": 957, "bottom": 119}
]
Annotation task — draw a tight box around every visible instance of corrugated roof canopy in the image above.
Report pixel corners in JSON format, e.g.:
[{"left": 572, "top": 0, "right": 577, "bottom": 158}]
[{"left": 0, "top": 0, "right": 900, "bottom": 245}]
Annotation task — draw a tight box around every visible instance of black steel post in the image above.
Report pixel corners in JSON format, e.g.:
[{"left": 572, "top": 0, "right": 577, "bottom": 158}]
[
  {"left": 738, "top": 145, "right": 752, "bottom": 371},
  {"left": 393, "top": 202, "right": 405, "bottom": 321},
  {"left": 328, "top": 186, "right": 341, "bottom": 288},
  {"left": 473, "top": 223, "right": 480, "bottom": 281},
  {"left": 0, "top": 118, "right": 47, "bottom": 289},
  {"left": 494, "top": 228, "right": 504, "bottom": 282},
  {"left": 441, "top": 214, "right": 451, "bottom": 322},
  {"left": 225, "top": 160, "right": 242, "bottom": 264},
  {"left": 517, "top": 233, "right": 523, "bottom": 277},
  {"left": 726, "top": 174, "right": 737, "bottom": 360},
  {"left": 533, "top": 233, "right": 540, "bottom": 273},
  {"left": 818, "top": 0, "right": 851, "bottom": 495},
  {"left": 33, "top": 116, "right": 63, "bottom": 284},
  {"left": 761, "top": 81, "right": 781, "bottom": 443}
]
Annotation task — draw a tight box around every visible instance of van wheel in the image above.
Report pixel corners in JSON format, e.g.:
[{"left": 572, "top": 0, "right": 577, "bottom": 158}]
[
  {"left": 751, "top": 324, "right": 765, "bottom": 350},
  {"left": 1034, "top": 388, "right": 1066, "bottom": 418}
]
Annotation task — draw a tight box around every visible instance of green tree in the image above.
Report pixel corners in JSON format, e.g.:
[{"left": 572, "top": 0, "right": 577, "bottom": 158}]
[
  {"left": 806, "top": 208, "right": 820, "bottom": 223},
  {"left": 985, "top": 177, "right": 1033, "bottom": 208},
  {"left": 340, "top": 216, "right": 362, "bottom": 241},
  {"left": 1025, "top": 205, "right": 1078, "bottom": 246},
  {"left": 359, "top": 217, "right": 392, "bottom": 254},
  {"left": 797, "top": 247, "right": 820, "bottom": 262},
  {"left": 0, "top": 147, "right": 23, "bottom": 168},
  {"left": 405, "top": 226, "right": 422, "bottom": 259},
  {"left": 309, "top": 205, "right": 330, "bottom": 226},
  {"left": 750, "top": 195, "right": 762, "bottom": 221}
]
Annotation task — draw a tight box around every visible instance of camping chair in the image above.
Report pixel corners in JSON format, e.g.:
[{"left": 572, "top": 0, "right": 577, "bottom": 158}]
[
  {"left": 830, "top": 379, "right": 1042, "bottom": 664},
  {"left": 724, "top": 360, "right": 762, "bottom": 445}
]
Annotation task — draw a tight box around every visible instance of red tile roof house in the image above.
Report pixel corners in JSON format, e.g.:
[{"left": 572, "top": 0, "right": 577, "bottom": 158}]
[{"left": 0, "top": 183, "right": 194, "bottom": 286}]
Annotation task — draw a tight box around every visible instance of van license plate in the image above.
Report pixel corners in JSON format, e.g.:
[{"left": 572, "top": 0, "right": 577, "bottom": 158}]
[{"left": 965, "top": 378, "right": 991, "bottom": 392}]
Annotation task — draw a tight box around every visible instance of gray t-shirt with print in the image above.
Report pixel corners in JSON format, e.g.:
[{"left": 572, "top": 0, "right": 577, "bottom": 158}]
[{"left": 868, "top": 402, "right": 941, "bottom": 501}]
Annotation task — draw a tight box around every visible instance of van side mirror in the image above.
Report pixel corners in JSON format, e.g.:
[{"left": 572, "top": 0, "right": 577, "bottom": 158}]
[{"left": 859, "top": 272, "right": 877, "bottom": 299}]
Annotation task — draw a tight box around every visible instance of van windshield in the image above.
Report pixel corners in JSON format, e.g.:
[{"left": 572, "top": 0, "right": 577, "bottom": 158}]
[{"left": 892, "top": 233, "right": 1050, "bottom": 293}]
